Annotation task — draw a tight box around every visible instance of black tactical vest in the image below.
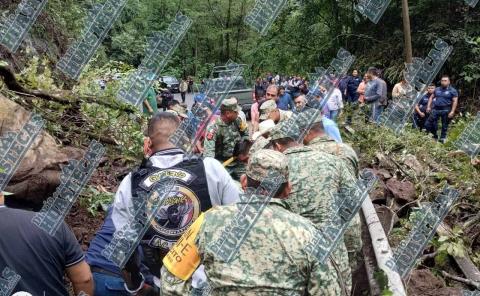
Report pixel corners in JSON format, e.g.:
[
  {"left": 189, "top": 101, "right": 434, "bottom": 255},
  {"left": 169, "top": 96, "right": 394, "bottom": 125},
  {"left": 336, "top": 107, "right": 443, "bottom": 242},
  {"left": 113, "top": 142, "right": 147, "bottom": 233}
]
[{"left": 130, "top": 148, "right": 211, "bottom": 276}]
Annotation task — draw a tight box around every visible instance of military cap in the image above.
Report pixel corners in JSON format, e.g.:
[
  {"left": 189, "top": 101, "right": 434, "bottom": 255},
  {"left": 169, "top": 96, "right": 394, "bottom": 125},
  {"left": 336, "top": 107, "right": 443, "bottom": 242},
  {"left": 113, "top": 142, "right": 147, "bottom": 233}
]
[
  {"left": 269, "top": 119, "right": 300, "bottom": 141},
  {"left": 220, "top": 97, "right": 239, "bottom": 112},
  {"left": 246, "top": 149, "right": 288, "bottom": 182},
  {"left": 259, "top": 100, "right": 278, "bottom": 120},
  {"left": 295, "top": 109, "right": 323, "bottom": 130},
  {"left": 170, "top": 104, "right": 188, "bottom": 118},
  {"left": 249, "top": 136, "right": 270, "bottom": 156}
]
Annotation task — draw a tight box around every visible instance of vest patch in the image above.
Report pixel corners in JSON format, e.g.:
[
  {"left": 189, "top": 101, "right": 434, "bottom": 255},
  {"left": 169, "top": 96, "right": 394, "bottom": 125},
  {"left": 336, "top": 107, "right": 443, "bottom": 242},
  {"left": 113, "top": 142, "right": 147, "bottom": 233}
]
[
  {"left": 142, "top": 169, "right": 196, "bottom": 190},
  {"left": 147, "top": 185, "right": 201, "bottom": 250}
]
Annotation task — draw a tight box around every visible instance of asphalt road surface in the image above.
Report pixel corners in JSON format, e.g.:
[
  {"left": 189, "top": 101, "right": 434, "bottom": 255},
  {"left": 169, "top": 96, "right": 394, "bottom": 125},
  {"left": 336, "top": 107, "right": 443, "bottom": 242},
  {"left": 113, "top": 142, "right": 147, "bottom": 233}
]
[{"left": 173, "top": 92, "right": 195, "bottom": 109}]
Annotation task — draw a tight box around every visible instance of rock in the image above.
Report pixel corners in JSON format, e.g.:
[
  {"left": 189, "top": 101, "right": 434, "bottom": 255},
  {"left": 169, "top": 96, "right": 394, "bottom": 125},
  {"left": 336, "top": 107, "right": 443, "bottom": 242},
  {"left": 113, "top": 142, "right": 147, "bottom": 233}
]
[
  {"left": 375, "top": 152, "right": 396, "bottom": 170},
  {"left": 403, "top": 154, "right": 424, "bottom": 176},
  {"left": 370, "top": 178, "right": 387, "bottom": 203},
  {"left": 1, "top": 95, "right": 84, "bottom": 205},
  {"left": 407, "top": 269, "right": 462, "bottom": 296},
  {"left": 371, "top": 168, "right": 393, "bottom": 181},
  {"left": 385, "top": 178, "right": 416, "bottom": 203}
]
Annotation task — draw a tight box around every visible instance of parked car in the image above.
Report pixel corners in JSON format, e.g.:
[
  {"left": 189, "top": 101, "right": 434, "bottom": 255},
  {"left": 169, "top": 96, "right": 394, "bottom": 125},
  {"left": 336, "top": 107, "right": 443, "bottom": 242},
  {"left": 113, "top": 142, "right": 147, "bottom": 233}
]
[{"left": 159, "top": 76, "right": 180, "bottom": 93}]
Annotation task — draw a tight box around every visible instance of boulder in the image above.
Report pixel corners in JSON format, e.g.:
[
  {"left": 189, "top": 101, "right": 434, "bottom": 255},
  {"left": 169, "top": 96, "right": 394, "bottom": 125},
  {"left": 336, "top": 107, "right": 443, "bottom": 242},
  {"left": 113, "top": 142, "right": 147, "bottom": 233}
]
[
  {"left": 0, "top": 95, "right": 84, "bottom": 206},
  {"left": 385, "top": 178, "right": 416, "bottom": 203}
]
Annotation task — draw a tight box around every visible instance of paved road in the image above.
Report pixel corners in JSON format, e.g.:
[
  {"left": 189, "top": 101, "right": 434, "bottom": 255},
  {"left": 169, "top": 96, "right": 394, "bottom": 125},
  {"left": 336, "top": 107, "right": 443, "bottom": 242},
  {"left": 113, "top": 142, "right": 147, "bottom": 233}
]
[{"left": 173, "top": 92, "right": 195, "bottom": 109}]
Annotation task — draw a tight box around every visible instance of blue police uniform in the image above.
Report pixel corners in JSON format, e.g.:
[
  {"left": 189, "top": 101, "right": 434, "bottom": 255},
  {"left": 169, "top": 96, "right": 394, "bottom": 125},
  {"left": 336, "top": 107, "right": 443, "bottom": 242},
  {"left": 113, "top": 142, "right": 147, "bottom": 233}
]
[
  {"left": 413, "top": 92, "right": 431, "bottom": 130},
  {"left": 430, "top": 86, "right": 458, "bottom": 141}
]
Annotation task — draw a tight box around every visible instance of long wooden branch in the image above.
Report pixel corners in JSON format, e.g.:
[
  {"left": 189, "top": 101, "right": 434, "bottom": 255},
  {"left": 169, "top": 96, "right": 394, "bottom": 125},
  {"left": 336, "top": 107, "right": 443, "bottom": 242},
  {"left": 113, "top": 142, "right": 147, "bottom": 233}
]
[
  {"left": 437, "top": 223, "right": 480, "bottom": 283},
  {"left": 441, "top": 271, "right": 480, "bottom": 290},
  {"left": 0, "top": 65, "right": 136, "bottom": 113}
]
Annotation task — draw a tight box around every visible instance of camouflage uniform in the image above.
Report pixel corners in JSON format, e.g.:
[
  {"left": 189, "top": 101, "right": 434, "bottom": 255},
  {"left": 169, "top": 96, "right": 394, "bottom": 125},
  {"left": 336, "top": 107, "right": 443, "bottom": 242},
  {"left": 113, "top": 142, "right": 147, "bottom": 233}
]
[
  {"left": 161, "top": 150, "right": 341, "bottom": 295},
  {"left": 298, "top": 109, "right": 363, "bottom": 270},
  {"left": 203, "top": 98, "right": 249, "bottom": 179},
  {"left": 269, "top": 122, "right": 355, "bottom": 295},
  {"left": 249, "top": 136, "right": 270, "bottom": 155}
]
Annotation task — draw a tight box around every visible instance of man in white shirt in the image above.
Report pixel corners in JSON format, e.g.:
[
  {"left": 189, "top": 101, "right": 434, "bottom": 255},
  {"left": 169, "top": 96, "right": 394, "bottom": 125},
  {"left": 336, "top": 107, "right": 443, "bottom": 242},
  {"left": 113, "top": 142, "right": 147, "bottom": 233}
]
[
  {"left": 321, "top": 86, "right": 343, "bottom": 122},
  {"left": 95, "top": 112, "right": 240, "bottom": 294}
]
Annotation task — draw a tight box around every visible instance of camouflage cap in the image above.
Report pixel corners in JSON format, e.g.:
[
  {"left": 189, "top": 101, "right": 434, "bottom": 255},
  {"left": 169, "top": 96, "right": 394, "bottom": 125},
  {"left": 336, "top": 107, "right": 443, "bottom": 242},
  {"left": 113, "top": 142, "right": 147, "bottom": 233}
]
[
  {"left": 249, "top": 136, "right": 270, "bottom": 155},
  {"left": 259, "top": 99, "right": 278, "bottom": 120},
  {"left": 170, "top": 104, "right": 188, "bottom": 118},
  {"left": 269, "top": 119, "right": 300, "bottom": 141},
  {"left": 246, "top": 149, "right": 288, "bottom": 182},
  {"left": 296, "top": 108, "right": 323, "bottom": 130},
  {"left": 221, "top": 97, "right": 239, "bottom": 112}
]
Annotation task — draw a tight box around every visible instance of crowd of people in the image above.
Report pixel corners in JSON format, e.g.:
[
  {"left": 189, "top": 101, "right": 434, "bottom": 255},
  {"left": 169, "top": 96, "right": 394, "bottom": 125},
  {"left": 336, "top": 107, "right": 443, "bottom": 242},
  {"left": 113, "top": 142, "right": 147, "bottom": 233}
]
[
  {"left": 252, "top": 69, "right": 459, "bottom": 143},
  {"left": 0, "top": 66, "right": 460, "bottom": 296}
]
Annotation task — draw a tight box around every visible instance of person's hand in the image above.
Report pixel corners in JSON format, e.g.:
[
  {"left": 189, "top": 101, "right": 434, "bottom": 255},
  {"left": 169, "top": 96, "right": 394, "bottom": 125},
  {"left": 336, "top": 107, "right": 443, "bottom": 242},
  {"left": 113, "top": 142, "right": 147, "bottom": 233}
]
[
  {"left": 419, "top": 112, "right": 425, "bottom": 118},
  {"left": 426, "top": 107, "right": 431, "bottom": 113},
  {"left": 448, "top": 111, "right": 454, "bottom": 118}
]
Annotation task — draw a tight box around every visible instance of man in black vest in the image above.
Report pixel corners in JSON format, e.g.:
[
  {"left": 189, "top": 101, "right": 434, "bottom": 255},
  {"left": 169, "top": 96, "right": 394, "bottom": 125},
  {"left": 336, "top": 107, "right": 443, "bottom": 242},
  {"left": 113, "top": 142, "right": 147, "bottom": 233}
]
[{"left": 88, "top": 112, "right": 240, "bottom": 295}]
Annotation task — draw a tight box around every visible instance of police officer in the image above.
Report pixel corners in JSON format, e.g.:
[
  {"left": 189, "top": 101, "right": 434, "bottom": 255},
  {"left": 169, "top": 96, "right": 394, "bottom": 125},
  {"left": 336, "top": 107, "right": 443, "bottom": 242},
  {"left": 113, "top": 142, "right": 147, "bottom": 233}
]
[
  {"left": 268, "top": 120, "right": 357, "bottom": 295},
  {"left": 203, "top": 97, "right": 249, "bottom": 180},
  {"left": 427, "top": 75, "right": 459, "bottom": 143},
  {"left": 414, "top": 83, "right": 435, "bottom": 131},
  {"left": 296, "top": 109, "right": 362, "bottom": 271},
  {"left": 86, "top": 112, "right": 240, "bottom": 294},
  {"left": 160, "top": 149, "right": 342, "bottom": 295}
]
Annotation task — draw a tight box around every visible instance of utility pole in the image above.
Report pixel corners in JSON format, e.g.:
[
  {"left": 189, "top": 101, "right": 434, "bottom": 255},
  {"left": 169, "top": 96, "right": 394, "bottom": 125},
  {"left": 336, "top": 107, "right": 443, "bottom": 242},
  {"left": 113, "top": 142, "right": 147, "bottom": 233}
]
[{"left": 401, "top": 0, "right": 413, "bottom": 63}]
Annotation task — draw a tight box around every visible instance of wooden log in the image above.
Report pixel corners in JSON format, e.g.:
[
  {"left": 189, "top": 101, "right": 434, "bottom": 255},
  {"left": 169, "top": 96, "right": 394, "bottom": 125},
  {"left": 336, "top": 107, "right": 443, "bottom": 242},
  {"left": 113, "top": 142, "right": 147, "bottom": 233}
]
[{"left": 437, "top": 223, "right": 480, "bottom": 283}]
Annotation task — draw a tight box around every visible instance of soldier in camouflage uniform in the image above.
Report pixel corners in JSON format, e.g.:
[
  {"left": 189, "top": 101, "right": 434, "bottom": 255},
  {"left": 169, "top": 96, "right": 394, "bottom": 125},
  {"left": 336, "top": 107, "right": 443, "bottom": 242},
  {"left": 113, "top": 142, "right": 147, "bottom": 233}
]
[
  {"left": 259, "top": 99, "right": 293, "bottom": 124},
  {"left": 160, "top": 149, "right": 342, "bottom": 295},
  {"left": 296, "top": 109, "right": 363, "bottom": 269},
  {"left": 299, "top": 109, "right": 358, "bottom": 175},
  {"left": 268, "top": 120, "right": 355, "bottom": 295},
  {"left": 203, "top": 97, "right": 249, "bottom": 180}
]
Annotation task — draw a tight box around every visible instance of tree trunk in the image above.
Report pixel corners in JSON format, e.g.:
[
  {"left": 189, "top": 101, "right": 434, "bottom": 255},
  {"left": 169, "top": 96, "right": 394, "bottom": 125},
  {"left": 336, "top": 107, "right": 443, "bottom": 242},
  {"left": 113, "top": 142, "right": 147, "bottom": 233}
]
[
  {"left": 401, "top": 0, "right": 413, "bottom": 63},
  {"left": 225, "top": 0, "right": 232, "bottom": 61}
]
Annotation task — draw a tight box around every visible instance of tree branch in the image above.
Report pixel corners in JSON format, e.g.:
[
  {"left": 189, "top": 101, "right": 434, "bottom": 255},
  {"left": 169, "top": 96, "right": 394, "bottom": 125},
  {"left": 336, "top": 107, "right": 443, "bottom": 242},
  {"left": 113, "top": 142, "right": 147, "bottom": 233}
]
[{"left": 0, "top": 65, "right": 136, "bottom": 113}]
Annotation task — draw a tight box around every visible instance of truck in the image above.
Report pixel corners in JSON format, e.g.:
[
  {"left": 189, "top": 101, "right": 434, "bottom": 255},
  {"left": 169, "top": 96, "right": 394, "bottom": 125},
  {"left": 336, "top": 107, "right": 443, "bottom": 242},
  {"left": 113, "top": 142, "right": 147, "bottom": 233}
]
[{"left": 208, "top": 64, "right": 254, "bottom": 118}]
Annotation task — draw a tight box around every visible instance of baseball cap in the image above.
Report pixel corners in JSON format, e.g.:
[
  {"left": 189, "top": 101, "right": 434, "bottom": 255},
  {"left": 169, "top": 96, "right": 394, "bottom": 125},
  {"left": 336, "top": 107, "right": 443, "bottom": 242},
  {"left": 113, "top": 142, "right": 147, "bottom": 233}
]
[
  {"left": 252, "top": 119, "right": 275, "bottom": 140},
  {"left": 246, "top": 149, "right": 289, "bottom": 182},
  {"left": 170, "top": 104, "right": 188, "bottom": 119},
  {"left": 259, "top": 100, "right": 278, "bottom": 120},
  {"left": 220, "top": 97, "right": 239, "bottom": 112},
  {"left": 269, "top": 119, "right": 300, "bottom": 141}
]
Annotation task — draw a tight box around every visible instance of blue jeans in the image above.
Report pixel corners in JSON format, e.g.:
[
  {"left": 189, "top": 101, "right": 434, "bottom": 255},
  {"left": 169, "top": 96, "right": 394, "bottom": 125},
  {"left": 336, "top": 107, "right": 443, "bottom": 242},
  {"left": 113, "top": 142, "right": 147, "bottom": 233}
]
[
  {"left": 367, "top": 103, "right": 384, "bottom": 123},
  {"left": 329, "top": 110, "right": 339, "bottom": 122},
  {"left": 431, "top": 108, "right": 451, "bottom": 140},
  {"left": 93, "top": 272, "right": 129, "bottom": 296}
]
